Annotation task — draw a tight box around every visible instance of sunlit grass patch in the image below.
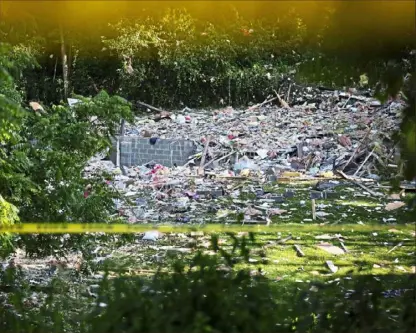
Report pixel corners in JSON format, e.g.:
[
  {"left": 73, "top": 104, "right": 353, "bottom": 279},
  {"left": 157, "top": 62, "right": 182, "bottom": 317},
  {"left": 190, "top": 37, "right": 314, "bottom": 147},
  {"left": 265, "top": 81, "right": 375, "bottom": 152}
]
[{"left": 335, "top": 199, "right": 382, "bottom": 207}]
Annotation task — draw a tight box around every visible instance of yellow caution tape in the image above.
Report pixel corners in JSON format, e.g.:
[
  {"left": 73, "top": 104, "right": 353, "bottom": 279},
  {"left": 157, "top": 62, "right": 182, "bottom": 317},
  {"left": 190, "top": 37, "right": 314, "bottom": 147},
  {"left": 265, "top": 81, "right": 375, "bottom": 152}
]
[
  {"left": 0, "top": 223, "right": 409, "bottom": 234},
  {"left": 0, "top": 223, "right": 281, "bottom": 234}
]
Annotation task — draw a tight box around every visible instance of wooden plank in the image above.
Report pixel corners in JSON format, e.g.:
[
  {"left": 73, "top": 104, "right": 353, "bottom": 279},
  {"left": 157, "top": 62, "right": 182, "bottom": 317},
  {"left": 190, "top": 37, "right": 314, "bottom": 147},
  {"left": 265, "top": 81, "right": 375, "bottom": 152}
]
[
  {"left": 198, "top": 136, "right": 211, "bottom": 176},
  {"left": 326, "top": 260, "right": 338, "bottom": 273},
  {"left": 294, "top": 244, "right": 305, "bottom": 257},
  {"left": 311, "top": 199, "right": 316, "bottom": 220},
  {"left": 340, "top": 242, "right": 349, "bottom": 253}
]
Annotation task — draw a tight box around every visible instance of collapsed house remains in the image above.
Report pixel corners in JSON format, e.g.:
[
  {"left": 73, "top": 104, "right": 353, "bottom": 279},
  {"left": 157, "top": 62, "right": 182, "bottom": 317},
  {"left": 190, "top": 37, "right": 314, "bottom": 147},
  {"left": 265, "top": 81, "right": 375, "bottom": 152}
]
[{"left": 84, "top": 84, "right": 414, "bottom": 225}]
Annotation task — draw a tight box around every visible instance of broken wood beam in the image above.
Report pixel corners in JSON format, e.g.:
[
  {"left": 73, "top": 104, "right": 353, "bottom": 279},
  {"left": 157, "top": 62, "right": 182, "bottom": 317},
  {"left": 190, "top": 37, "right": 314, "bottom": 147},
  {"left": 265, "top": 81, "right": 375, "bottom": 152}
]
[
  {"left": 353, "top": 146, "right": 376, "bottom": 176},
  {"left": 198, "top": 136, "right": 211, "bottom": 176},
  {"left": 137, "top": 101, "right": 167, "bottom": 113},
  {"left": 294, "top": 244, "right": 305, "bottom": 257},
  {"left": 246, "top": 96, "right": 278, "bottom": 111},
  {"left": 203, "top": 150, "right": 235, "bottom": 169},
  {"left": 273, "top": 89, "right": 290, "bottom": 108},
  {"left": 340, "top": 242, "right": 349, "bottom": 253},
  {"left": 310, "top": 191, "right": 339, "bottom": 200},
  {"left": 311, "top": 199, "right": 316, "bottom": 220},
  {"left": 341, "top": 127, "right": 372, "bottom": 171},
  {"left": 337, "top": 170, "right": 382, "bottom": 197},
  {"left": 326, "top": 260, "right": 338, "bottom": 273},
  {"left": 278, "top": 235, "right": 292, "bottom": 244}
]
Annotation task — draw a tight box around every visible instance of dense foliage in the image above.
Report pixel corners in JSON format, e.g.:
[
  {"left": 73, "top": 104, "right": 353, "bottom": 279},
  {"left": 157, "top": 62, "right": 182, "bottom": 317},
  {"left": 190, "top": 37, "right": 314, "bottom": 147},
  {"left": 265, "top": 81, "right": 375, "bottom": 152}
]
[
  {"left": 2, "top": 5, "right": 413, "bottom": 108},
  {"left": 1, "top": 42, "right": 134, "bottom": 257},
  {"left": 0, "top": 43, "right": 28, "bottom": 256}
]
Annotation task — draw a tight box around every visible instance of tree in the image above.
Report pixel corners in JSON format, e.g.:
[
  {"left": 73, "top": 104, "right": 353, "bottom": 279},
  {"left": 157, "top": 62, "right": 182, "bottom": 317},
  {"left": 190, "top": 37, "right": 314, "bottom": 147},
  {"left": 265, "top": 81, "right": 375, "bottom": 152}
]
[
  {"left": 0, "top": 42, "right": 27, "bottom": 257},
  {"left": 1, "top": 41, "right": 135, "bottom": 257}
]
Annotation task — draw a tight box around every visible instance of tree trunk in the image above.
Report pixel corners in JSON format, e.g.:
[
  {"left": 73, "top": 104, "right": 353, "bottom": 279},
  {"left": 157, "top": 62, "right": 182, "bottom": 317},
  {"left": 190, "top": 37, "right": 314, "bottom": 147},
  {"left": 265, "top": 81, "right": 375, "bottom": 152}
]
[{"left": 59, "top": 24, "right": 69, "bottom": 99}]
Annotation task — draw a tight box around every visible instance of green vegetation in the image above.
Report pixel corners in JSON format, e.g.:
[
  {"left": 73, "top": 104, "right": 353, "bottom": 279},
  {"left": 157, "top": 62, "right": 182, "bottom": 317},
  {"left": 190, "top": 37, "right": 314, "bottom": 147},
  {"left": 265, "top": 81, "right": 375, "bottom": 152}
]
[
  {"left": 1, "top": 224, "right": 415, "bottom": 333},
  {"left": 1, "top": 3, "right": 414, "bottom": 108},
  {"left": 1, "top": 44, "right": 135, "bottom": 258}
]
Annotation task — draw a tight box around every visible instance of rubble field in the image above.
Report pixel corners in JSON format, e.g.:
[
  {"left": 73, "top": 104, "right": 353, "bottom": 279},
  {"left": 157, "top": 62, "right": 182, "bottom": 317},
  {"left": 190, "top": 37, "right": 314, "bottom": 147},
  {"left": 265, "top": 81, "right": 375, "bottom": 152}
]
[{"left": 85, "top": 87, "right": 414, "bottom": 226}]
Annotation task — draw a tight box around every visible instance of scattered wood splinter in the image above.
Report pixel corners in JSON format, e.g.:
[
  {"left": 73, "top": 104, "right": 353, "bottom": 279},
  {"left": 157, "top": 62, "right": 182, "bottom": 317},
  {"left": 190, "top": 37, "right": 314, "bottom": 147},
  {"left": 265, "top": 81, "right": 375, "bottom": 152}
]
[{"left": 294, "top": 244, "right": 305, "bottom": 257}]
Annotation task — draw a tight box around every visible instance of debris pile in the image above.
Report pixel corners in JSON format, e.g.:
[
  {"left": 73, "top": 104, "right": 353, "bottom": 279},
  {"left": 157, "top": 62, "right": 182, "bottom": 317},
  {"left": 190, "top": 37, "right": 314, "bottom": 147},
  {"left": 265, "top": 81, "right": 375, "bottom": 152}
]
[
  {"left": 84, "top": 87, "right": 411, "bottom": 224},
  {"left": 127, "top": 89, "right": 404, "bottom": 177}
]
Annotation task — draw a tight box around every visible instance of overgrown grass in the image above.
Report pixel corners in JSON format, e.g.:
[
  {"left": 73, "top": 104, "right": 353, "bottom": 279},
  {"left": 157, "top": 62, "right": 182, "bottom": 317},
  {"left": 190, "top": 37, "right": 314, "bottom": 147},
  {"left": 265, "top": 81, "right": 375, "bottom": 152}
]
[
  {"left": 1, "top": 181, "right": 414, "bottom": 333},
  {"left": 2, "top": 222, "right": 414, "bottom": 333},
  {"left": 208, "top": 179, "right": 415, "bottom": 226}
]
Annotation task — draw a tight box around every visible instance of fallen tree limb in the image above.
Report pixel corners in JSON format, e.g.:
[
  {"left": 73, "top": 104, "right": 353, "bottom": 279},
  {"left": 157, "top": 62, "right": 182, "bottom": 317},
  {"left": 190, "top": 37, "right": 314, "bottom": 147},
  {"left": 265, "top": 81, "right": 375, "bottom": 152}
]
[
  {"left": 203, "top": 150, "right": 235, "bottom": 169},
  {"left": 273, "top": 89, "right": 290, "bottom": 108},
  {"left": 198, "top": 136, "right": 211, "bottom": 176},
  {"left": 341, "top": 127, "right": 372, "bottom": 171},
  {"left": 353, "top": 146, "right": 376, "bottom": 176},
  {"left": 246, "top": 96, "right": 278, "bottom": 111},
  {"left": 137, "top": 101, "right": 167, "bottom": 113},
  {"left": 337, "top": 170, "right": 382, "bottom": 197}
]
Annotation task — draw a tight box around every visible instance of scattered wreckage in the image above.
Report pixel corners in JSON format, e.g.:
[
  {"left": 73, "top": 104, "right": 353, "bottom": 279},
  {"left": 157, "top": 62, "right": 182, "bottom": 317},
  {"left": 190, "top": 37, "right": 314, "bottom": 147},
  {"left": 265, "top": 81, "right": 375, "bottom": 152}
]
[{"left": 83, "top": 86, "right": 413, "bottom": 224}]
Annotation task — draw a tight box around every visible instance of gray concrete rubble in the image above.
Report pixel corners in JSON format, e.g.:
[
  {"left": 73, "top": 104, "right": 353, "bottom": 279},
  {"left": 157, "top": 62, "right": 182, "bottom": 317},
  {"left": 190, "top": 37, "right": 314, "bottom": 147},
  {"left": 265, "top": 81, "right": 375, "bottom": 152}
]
[
  {"left": 110, "top": 137, "right": 197, "bottom": 167},
  {"left": 83, "top": 88, "right": 408, "bottom": 224}
]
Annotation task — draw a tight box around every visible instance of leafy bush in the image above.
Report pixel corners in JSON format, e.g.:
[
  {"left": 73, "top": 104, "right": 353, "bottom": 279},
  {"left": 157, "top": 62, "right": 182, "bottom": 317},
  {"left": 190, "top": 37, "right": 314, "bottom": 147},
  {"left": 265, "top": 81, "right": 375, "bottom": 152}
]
[
  {"left": 2, "top": 90, "right": 132, "bottom": 220},
  {"left": 91, "top": 258, "right": 278, "bottom": 332},
  {"left": 1, "top": 46, "right": 134, "bottom": 256},
  {"left": 10, "top": 91, "right": 133, "bottom": 257},
  {"left": 0, "top": 195, "right": 19, "bottom": 258},
  {"left": 0, "top": 42, "right": 30, "bottom": 258}
]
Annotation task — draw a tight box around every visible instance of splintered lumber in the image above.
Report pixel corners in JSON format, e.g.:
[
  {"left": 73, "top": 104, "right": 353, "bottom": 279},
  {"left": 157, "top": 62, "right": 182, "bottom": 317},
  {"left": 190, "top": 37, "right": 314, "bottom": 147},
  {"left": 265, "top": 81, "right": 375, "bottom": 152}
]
[
  {"left": 278, "top": 235, "right": 292, "bottom": 244},
  {"left": 340, "top": 242, "right": 349, "bottom": 253},
  {"left": 326, "top": 260, "right": 338, "bottom": 273},
  {"left": 341, "top": 127, "right": 372, "bottom": 171},
  {"left": 317, "top": 243, "right": 345, "bottom": 255},
  {"left": 311, "top": 199, "right": 316, "bottom": 220},
  {"left": 353, "top": 146, "right": 376, "bottom": 176},
  {"left": 198, "top": 136, "right": 211, "bottom": 176},
  {"left": 294, "top": 244, "right": 305, "bottom": 257},
  {"left": 203, "top": 150, "right": 235, "bottom": 168},
  {"left": 337, "top": 170, "right": 381, "bottom": 197},
  {"left": 246, "top": 96, "right": 278, "bottom": 111},
  {"left": 273, "top": 89, "right": 290, "bottom": 108},
  {"left": 0, "top": 285, "right": 56, "bottom": 293},
  {"left": 240, "top": 219, "right": 268, "bottom": 225},
  {"left": 137, "top": 101, "right": 166, "bottom": 113},
  {"left": 388, "top": 242, "right": 403, "bottom": 254},
  {"left": 400, "top": 181, "right": 416, "bottom": 190}
]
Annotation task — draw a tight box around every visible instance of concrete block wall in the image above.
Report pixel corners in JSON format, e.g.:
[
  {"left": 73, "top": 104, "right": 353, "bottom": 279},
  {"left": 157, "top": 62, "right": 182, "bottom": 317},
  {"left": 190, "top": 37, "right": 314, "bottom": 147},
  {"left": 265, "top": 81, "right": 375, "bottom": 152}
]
[{"left": 110, "top": 137, "right": 197, "bottom": 167}]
